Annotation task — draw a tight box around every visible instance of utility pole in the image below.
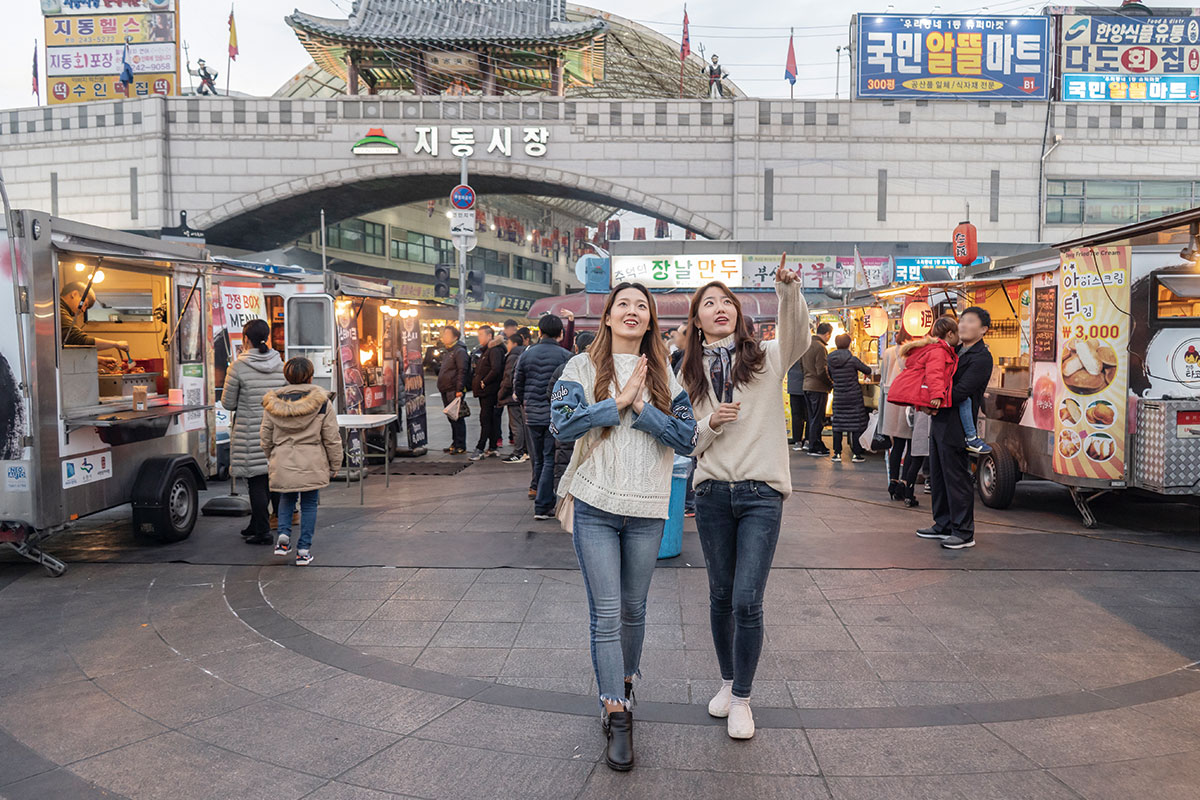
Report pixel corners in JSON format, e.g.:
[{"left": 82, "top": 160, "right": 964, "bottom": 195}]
[{"left": 457, "top": 155, "right": 468, "bottom": 335}]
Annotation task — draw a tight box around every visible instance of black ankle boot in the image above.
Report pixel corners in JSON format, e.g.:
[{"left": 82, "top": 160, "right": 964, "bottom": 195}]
[
  {"left": 605, "top": 710, "right": 634, "bottom": 771},
  {"left": 624, "top": 680, "right": 636, "bottom": 707}
]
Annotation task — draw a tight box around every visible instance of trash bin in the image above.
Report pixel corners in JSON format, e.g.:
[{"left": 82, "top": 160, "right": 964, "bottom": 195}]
[{"left": 659, "top": 455, "right": 691, "bottom": 559}]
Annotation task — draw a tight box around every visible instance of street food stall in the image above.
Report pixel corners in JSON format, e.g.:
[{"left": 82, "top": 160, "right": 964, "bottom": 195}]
[
  {"left": 960, "top": 208, "right": 1200, "bottom": 526},
  {"left": 0, "top": 211, "right": 297, "bottom": 575}
]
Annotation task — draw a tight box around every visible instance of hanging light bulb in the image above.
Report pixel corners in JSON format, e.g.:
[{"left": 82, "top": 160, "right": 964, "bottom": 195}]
[
  {"left": 91, "top": 269, "right": 106, "bottom": 284},
  {"left": 74, "top": 262, "right": 87, "bottom": 272}
]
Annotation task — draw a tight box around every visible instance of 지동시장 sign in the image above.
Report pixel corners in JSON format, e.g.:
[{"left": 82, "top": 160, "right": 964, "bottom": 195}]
[{"left": 856, "top": 13, "right": 1050, "bottom": 100}]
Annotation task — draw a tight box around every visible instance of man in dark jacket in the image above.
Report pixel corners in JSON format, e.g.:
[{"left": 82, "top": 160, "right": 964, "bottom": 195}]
[
  {"left": 919, "top": 307, "right": 993, "bottom": 550},
  {"left": 514, "top": 314, "right": 571, "bottom": 518},
  {"left": 436, "top": 326, "right": 470, "bottom": 454},
  {"left": 469, "top": 325, "right": 506, "bottom": 460},
  {"left": 801, "top": 322, "right": 834, "bottom": 455},
  {"left": 786, "top": 354, "right": 808, "bottom": 450},
  {"left": 499, "top": 330, "right": 529, "bottom": 463}
]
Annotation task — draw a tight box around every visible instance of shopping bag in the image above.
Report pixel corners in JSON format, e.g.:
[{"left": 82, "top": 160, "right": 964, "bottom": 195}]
[
  {"left": 443, "top": 396, "right": 471, "bottom": 421},
  {"left": 861, "top": 410, "right": 889, "bottom": 453}
]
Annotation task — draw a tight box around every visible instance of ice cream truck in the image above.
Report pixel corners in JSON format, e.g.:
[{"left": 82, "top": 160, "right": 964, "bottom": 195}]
[{"left": 962, "top": 207, "right": 1200, "bottom": 527}]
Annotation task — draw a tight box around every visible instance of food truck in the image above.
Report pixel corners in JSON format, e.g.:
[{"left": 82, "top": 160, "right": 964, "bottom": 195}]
[
  {"left": 960, "top": 208, "right": 1200, "bottom": 526},
  {"left": 0, "top": 211, "right": 303, "bottom": 575}
]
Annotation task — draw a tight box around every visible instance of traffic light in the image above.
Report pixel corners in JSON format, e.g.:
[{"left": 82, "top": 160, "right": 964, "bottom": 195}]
[
  {"left": 434, "top": 264, "right": 451, "bottom": 298},
  {"left": 467, "top": 270, "right": 485, "bottom": 302}
]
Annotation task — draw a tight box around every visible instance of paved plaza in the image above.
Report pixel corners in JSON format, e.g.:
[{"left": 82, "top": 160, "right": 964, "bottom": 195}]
[{"left": 2, "top": 426, "right": 1199, "bottom": 800}]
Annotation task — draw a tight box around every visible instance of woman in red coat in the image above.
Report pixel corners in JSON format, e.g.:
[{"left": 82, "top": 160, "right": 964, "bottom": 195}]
[{"left": 886, "top": 316, "right": 960, "bottom": 410}]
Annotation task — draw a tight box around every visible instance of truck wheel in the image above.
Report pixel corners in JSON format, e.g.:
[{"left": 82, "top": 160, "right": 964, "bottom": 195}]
[
  {"left": 977, "top": 446, "right": 1017, "bottom": 509},
  {"left": 134, "top": 467, "right": 198, "bottom": 543}
]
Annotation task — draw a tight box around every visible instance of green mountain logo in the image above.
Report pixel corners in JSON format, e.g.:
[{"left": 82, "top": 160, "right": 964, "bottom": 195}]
[{"left": 352, "top": 129, "right": 400, "bottom": 155}]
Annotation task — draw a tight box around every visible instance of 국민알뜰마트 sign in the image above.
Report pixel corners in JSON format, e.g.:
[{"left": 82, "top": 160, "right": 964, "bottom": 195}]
[
  {"left": 1060, "top": 15, "right": 1200, "bottom": 103},
  {"left": 611, "top": 255, "right": 742, "bottom": 289},
  {"left": 856, "top": 13, "right": 1050, "bottom": 99},
  {"left": 893, "top": 256, "right": 985, "bottom": 282}
]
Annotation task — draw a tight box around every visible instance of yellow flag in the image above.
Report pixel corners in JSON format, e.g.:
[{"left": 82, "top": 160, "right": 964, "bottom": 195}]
[{"left": 228, "top": 6, "right": 239, "bottom": 61}]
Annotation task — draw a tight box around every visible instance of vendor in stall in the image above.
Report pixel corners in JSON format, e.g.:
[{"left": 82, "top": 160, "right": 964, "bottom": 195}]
[{"left": 60, "top": 282, "right": 130, "bottom": 370}]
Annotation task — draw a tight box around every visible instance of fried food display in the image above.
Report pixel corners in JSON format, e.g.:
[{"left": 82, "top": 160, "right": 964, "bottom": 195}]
[
  {"left": 1057, "top": 429, "right": 1082, "bottom": 458},
  {"left": 1061, "top": 338, "right": 1117, "bottom": 395},
  {"left": 1058, "top": 398, "right": 1081, "bottom": 425},
  {"left": 1085, "top": 400, "right": 1115, "bottom": 427},
  {"left": 1085, "top": 433, "right": 1115, "bottom": 462}
]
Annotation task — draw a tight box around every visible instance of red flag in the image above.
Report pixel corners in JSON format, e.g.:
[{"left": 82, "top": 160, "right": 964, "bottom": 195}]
[
  {"left": 680, "top": 10, "right": 690, "bottom": 61},
  {"left": 784, "top": 29, "right": 797, "bottom": 85}
]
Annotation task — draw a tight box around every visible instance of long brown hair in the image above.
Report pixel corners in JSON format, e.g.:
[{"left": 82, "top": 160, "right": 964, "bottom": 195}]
[
  {"left": 680, "top": 281, "right": 766, "bottom": 404},
  {"left": 589, "top": 282, "right": 672, "bottom": 415}
]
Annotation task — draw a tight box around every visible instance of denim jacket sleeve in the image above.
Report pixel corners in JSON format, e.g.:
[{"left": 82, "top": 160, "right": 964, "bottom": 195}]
[
  {"left": 631, "top": 389, "right": 697, "bottom": 455},
  {"left": 549, "top": 358, "right": 620, "bottom": 442}
]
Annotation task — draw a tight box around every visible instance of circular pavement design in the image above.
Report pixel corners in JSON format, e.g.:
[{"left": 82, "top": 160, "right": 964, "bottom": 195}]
[{"left": 231, "top": 564, "right": 1200, "bottom": 731}]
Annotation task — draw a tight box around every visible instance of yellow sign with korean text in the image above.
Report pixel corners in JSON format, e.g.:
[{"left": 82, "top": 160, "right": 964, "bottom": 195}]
[
  {"left": 45, "top": 12, "right": 174, "bottom": 46},
  {"left": 1052, "top": 246, "right": 1130, "bottom": 482},
  {"left": 49, "top": 71, "right": 175, "bottom": 104}
]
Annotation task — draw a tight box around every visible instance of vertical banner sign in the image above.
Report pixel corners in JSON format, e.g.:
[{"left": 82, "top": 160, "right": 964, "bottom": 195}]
[
  {"left": 1025, "top": 273, "right": 1059, "bottom": 431},
  {"left": 400, "top": 317, "right": 428, "bottom": 448},
  {"left": 1053, "top": 247, "right": 1130, "bottom": 481},
  {"left": 336, "top": 302, "right": 365, "bottom": 470},
  {"left": 1061, "top": 15, "right": 1200, "bottom": 103},
  {"left": 0, "top": 230, "right": 29, "bottom": 468},
  {"left": 856, "top": 13, "right": 1050, "bottom": 100}
]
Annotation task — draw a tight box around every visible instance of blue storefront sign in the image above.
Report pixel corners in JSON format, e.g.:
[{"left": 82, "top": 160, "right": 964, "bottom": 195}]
[
  {"left": 1060, "top": 15, "right": 1200, "bottom": 103},
  {"left": 855, "top": 13, "right": 1050, "bottom": 100},
  {"left": 893, "top": 256, "right": 985, "bottom": 283}
]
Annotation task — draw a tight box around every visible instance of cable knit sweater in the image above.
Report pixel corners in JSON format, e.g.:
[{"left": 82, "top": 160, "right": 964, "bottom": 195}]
[
  {"left": 691, "top": 279, "right": 811, "bottom": 498},
  {"left": 551, "top": 353, "right": 697, "bottom": 519}
]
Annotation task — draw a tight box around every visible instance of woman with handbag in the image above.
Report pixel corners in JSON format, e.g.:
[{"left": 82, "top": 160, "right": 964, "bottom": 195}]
[
  {"left": 879, "top": 329, "right": 914, "bottom": 500},
  {"left": 679, "top": 258, "right": 809, "bottom": 740},
  {"left": 550, "top": 283, "right": 696, "bottom": 773}
]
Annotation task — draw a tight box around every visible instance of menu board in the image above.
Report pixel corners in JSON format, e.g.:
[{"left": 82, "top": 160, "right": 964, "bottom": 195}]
[
  {"left": 1031, "top": 285, "right": 1057, "bottom": 362},
  {"left": 1052, "top": 246, "right": 1130, "bottom": 482}
]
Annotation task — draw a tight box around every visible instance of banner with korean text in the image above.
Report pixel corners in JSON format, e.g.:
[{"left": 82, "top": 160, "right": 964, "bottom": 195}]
[
  {"left": 1052, "top": 246, "right": 1130, "bottom": 481},
  {"left": 1060, "top": 15, "right": 1200, "bottom": 103},
  {"left": 855, "top": 13, "right": 1050, "bottom": 100}
]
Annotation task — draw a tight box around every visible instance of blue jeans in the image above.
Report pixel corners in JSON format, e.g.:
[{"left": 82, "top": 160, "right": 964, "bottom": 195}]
[
  {"left": 694, "top": 480, "right": 784, "bottom": 699},
  {"left": 958, "top": 401, "right": 978, "bottom": 441},
  {"left": 572, "top": 499, "right": 665, "bottom": 708},
  {"left": 277, "top": 489, "right": 319, "bottom": 551},
  {"left": 526, "top": 424, "right": 557, "bottom": 514}
]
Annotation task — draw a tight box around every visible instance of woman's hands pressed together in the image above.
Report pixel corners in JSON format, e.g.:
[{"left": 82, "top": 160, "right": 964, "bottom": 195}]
[
  {"left": 708, "top": 401, "right": 741, "bottom": 430},
  {"left": 615, "top": 356, "right": 648, "bottom": 413}
]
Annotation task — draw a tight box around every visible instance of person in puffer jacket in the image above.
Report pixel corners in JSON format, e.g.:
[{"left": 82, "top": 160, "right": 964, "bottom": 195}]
[
  {"left": 260, "top": 357, "right": 344, "bottom": 566},
  {"left": 885, "top": 317, "right": 960, "bottom": 411}
]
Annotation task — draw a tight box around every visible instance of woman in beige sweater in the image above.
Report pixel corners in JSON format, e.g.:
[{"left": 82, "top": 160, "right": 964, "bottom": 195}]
[{"left": 678, "top": 259, "right": 809, "bottom": 740}]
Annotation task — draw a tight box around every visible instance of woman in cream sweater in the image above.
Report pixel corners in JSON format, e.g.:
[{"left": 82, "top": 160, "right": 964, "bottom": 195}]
[
  {"left": 679, "top": 258, "right": 809, "bottom": 739},
  {"left": 550, "top": 282, "right": 697, "bottom": 772}
]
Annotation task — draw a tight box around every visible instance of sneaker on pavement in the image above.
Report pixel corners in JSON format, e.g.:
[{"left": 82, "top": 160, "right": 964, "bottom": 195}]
[
  {"left": 485, "top": 450, "right": 499, "bottom": 458},
  {"left": 941, "top": 535, "right": 976, "bottom": 549},
  {"left": 831, "top": 453, "right": 842, "bottom": 462},
  {"left": 469, "top": 450, "right": 486, "bottom": 461},
  {"left": 851, "top": 454, "right": 866, "bottom": 463},
  {"left": 806, "top": 449, "right": 828, "bottom": 457},
  {"left": 792, "top": 442, "right": 805, "bottom": 451},
  {"left": 966, "top": 438, "right": 992, "bottom": 454},
  {"left": 923, "top": 479, "right": 932, "bottom": 494},
  {"left": 916, "top": 527, "right": 951, "bottom": 540},
  {"left": 708, "top": 681, "right": 733, "bottom": 718},
  {"left": 533, "top": 513, "right": 554, "bottom": 521},
  {"left": 727, "top": 698, "right": 755, "bottom": 739},
  {"left": 295, "top": 550, "right": 314, "bottom": 565},
  {"left": 273, "top": 534, "right": 290, "bottom": 556},
  {"left": 503, "top": 453, "right": 529, "bottom": 464}
]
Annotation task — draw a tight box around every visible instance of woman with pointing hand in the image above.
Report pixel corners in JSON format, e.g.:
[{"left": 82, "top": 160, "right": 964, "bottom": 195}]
[{"left": 679, "top": 255, "right": 811, "bottom": 740}]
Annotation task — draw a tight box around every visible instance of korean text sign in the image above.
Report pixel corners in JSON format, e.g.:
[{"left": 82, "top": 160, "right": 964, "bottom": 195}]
[
  {"left": 610, "top": 255, "right": 743, "bottom": 290},
  {"left": 856, "top": 13, "right": 1049, "bottom": 99},
  {"left": 1052, "top": 246, "right": 1130, "bottom": 482},
  {"left": 1060, "top": 15, "right": 1200, "bottom": 103}
]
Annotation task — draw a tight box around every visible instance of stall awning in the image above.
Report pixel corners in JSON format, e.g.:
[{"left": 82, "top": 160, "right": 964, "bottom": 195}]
[{"left": 1053, "top": 205, "right": 1200, "bottom": 250}]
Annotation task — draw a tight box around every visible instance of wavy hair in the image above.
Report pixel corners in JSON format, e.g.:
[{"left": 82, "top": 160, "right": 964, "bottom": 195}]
[
  {"left": 680, "top": 281, "right": 766, "bottom": 404},
  {"left": 588, "top": 283, "right": 672, "bottom": 419}
]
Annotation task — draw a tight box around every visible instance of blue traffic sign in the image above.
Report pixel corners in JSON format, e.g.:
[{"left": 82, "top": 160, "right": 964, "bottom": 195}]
[{"left": 450, "top": 184, "right": 476, "bottom": 210}]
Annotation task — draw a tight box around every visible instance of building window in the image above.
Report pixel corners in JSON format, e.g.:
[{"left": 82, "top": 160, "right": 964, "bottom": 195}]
[
  {"left": 513, "top": 256, "right": 552, "bottom": 284},
  {"left": 467, "top": 246, "right": 509, "bottom": 278},
  {"left": 325, "top": 218, "right": 384, "bottom": 255},
  {"left": 390, "top": 230, "right": 453, "bottom": 265},
  {"left": 1046, "top": 180, "right": 1198, "bottom": 226}
]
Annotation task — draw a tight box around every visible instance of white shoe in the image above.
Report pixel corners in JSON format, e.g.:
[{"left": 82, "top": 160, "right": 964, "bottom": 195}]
[
  {"left": 707, "top": 681, "right": 733, "bottom": 718},
  {"left": 727, "top": 698, "right": 755, "bottom": 739}
]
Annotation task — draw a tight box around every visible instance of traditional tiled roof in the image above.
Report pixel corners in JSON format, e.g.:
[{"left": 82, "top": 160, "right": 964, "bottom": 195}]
[{"left": 287, "top": 0, "right": 607, "bottom": 46}]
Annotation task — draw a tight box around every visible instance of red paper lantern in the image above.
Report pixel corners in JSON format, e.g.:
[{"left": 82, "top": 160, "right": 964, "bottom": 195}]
[{"left": 953, "top": 221, "right": 978, "bottom": 267}]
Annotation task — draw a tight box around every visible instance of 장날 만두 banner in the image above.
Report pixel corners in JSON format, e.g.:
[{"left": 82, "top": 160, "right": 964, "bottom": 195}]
[{"left": 1052, "top": 246, "right": 1130, "bottom": 481}]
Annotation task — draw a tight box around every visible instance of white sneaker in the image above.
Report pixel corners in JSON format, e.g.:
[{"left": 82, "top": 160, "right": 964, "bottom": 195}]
[
  {"left": 273, "top": 534, "right": 290, "bottom": 556},
  {"left": 727, "top": 697, "right": 755, "bottom": 739},
  {"left": 707, "top": 681, "right": 733, "bottom": 718}
]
